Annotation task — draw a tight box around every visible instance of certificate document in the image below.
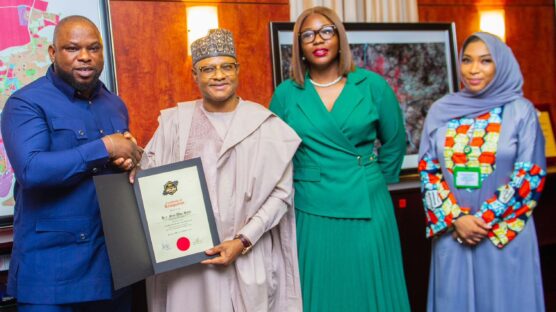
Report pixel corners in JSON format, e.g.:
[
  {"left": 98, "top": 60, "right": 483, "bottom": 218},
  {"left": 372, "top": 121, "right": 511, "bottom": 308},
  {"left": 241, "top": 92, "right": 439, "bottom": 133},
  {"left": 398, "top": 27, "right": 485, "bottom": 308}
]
[
  {"left": 137, "top": 165, "right": 214, "bottom": 263},
  {"left": 94, "top": 158, "right": 220, "bottom": 289},
  {"left": 134, "top": 158, "right": 220, "bottom": 266}
]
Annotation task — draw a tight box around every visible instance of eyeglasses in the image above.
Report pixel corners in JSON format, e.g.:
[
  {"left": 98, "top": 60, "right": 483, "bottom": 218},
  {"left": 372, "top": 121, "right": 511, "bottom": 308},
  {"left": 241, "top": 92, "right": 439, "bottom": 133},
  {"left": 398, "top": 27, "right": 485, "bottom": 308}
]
[
  {"left": 299, "top": 25, "right": 337, "bottom": 44},
  {"left": 196, "top": 62, "right": 239, "bottom": 77}
]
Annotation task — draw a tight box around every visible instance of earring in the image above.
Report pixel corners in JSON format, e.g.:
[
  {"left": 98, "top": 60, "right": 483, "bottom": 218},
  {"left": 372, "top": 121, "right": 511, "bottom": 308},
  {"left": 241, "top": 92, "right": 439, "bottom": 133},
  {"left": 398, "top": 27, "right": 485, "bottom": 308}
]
[
  {"left": 302, "top": 56, "right": 306, "bottom": 61},
  {"left": 339, "top": 49, "right": 342, "bottom": 54}
]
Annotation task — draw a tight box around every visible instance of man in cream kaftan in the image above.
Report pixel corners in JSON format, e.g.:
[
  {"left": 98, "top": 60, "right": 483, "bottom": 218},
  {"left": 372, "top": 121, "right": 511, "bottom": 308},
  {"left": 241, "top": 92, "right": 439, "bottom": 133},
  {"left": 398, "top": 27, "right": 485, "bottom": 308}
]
[{"left": 140, "top": 29, "right": 302, "bottom": 312}]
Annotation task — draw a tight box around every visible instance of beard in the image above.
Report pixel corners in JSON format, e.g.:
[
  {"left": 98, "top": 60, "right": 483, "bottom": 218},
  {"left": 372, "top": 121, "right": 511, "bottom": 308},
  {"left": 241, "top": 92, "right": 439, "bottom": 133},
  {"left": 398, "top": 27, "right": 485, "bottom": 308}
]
[{"left": 53, "top": 63, "right": 102, "bottom": 93}]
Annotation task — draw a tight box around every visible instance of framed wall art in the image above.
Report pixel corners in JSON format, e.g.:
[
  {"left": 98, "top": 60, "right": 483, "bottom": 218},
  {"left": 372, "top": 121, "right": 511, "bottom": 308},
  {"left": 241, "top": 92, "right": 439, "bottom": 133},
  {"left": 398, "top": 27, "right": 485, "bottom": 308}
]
[
  {"left": 536, "top": 104, "right": 556, "bottom": 164},
  {"left": 270, "top": 22, "right": 459, "bottom": 174}
]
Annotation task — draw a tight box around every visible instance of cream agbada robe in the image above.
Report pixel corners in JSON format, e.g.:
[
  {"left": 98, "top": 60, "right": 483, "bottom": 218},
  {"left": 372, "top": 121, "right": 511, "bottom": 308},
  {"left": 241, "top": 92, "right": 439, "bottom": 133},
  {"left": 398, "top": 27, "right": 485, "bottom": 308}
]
[{"left": 141, "top": 100, "right": 302, "bottom": 312}]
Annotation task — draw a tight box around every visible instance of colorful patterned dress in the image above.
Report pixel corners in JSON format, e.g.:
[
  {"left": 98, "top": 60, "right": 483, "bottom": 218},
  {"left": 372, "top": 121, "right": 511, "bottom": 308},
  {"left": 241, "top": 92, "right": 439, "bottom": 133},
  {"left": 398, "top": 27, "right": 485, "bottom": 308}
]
[{"left": 419, "top": 99, "right": 546, "bottom": 312}]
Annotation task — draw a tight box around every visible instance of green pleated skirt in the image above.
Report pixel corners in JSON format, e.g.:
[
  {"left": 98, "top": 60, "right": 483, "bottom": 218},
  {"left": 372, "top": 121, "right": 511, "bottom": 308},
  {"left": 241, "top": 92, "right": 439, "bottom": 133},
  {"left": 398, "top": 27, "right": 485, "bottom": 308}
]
[{"left": 296, "top": 189, "right": 410, "bottom": 312}]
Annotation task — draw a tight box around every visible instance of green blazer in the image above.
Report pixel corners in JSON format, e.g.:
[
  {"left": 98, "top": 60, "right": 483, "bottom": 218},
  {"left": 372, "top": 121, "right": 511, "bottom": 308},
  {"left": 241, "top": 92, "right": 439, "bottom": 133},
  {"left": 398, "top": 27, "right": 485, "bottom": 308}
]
[{"left": 270, "top": 68, "right": 406, "bottom": 219}]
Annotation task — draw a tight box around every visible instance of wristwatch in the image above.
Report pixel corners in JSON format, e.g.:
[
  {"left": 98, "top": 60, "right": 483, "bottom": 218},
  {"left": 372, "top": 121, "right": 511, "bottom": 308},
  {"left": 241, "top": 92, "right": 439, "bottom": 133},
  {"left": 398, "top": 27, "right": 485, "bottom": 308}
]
[{"left": 234, "top": 234, "right": 253, "bottom": 255}]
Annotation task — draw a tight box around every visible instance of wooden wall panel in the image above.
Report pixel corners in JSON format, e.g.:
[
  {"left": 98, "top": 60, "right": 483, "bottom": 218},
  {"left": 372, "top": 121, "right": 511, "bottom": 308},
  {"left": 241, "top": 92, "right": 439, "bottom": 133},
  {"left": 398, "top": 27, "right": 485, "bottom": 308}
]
[
  {"left": 506, "top": 6, "right": 555, "bottom": 106},
  {"left": 419, "top": 0, "right": 553, "bottom": 6},
  {"left": 110, "top": 1, "right": 189, "bottom": 146},
  {"left": 112, "top": 0, "right": 554, "bottom": 145},
  {"left": 418, "top": 4, "right": 479, "bottom": 48},
  {"left": 109, "top": 0, "right": 290, "bottom": 146},
  {"left": 113, "top": 0, "right": 288, "bottom": 3},
  {"left": 418, "top": 0, "right": 556, "bottom": 117}
]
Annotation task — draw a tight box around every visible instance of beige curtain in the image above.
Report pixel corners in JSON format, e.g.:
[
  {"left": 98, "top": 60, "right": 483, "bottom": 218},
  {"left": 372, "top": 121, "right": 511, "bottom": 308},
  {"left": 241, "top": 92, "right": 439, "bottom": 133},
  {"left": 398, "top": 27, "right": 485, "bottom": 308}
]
[{"left": 290, "top": 0, "right": 418, "bottom": 22}]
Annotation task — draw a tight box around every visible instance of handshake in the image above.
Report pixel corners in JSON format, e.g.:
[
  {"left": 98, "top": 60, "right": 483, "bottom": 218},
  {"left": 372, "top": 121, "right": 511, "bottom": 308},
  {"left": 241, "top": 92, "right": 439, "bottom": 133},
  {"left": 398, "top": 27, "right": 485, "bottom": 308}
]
[{"left": 102, "top": 132, "right": 143, "bottom": 181}]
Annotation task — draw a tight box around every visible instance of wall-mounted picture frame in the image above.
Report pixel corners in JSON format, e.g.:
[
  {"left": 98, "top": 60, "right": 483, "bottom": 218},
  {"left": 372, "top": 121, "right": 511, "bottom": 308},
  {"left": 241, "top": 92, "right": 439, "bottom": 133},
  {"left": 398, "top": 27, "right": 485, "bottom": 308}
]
[
  {"left": 536, "top": 104, "right": 556, "bottom": 165},
  {"left": 0, "top": 0, "right": 118, "bottom": 227},
  {"left": 270, "top": 22, "right": 459, "bottom": 175}
]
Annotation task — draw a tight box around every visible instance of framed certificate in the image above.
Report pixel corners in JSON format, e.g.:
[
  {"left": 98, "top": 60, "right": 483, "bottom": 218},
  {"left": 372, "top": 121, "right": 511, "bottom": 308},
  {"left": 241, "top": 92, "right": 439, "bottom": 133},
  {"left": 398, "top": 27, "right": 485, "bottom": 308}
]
[
  {"left": 94, "top": 158, "right": 220, "bottom": 289},
  {"left": 536, "top": 104, "right": 556, "bottom": 164},
  {"left": 270, "top": 22, "right": 458, "bottom": 176},
  {"left": 135, "top": 158, "right": 220, "bottom": 269}
]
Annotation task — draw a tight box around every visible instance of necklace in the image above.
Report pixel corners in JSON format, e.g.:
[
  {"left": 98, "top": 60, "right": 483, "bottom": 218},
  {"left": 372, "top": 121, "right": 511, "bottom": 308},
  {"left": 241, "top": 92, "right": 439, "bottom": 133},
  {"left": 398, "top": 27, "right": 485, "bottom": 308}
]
[{"left": 309, "top": 76, "right": 343, "bottom": 88}]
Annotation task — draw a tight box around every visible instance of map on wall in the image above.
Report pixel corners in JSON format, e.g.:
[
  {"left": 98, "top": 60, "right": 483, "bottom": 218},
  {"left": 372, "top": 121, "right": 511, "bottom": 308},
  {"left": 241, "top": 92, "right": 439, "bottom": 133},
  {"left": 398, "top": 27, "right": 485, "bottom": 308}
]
[{"left": 0, "top": 0, "right": 114, "bottom": 223}]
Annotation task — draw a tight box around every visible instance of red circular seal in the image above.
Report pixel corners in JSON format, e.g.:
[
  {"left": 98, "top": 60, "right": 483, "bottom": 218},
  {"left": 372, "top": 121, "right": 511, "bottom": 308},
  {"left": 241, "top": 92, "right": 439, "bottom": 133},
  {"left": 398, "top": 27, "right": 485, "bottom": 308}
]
[{"left": 176, "top": 237, "right": 191, "bottom": 251}]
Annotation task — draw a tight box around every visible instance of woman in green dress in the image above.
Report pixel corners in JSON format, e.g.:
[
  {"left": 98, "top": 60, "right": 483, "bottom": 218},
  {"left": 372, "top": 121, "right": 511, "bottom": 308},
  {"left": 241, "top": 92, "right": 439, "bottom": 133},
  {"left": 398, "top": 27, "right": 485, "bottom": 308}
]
[{"left": 270, "top": 6, "right": 410, "bottom": 312}]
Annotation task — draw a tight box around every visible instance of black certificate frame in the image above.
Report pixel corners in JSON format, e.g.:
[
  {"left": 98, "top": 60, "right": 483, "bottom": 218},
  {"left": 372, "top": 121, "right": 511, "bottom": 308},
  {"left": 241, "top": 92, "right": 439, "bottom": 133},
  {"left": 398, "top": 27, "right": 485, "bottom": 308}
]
[
  {"left": 270, "top": 22, "right": 459, "bottom": 176},
  {"left": 94, "top": 158, "right": 220, "bottom": 289},
  {"left": 134, "top": 158, "right": 220, "bottom": 274}
]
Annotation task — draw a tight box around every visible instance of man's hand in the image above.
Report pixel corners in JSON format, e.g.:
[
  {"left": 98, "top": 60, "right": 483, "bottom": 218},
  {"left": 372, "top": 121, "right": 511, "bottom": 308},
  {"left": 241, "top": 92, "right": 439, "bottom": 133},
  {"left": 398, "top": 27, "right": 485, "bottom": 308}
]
[
  {"left": 123, "top": 131, "right": 138, "bottom": 145},
  {"left": 453, "top": 215, "right": 491, "bottom": 246},
  {"left": 105, "top": 132, "right": 143, "bottom": 183},
  {"left": 112, "top": 157, "right": 140, "bottom": 183},
  {"left": 201, "top": 239, "right": 244, "bottom": 266},
  {"left": 102, "top": 132, "right": 141, "bottom": 162}
]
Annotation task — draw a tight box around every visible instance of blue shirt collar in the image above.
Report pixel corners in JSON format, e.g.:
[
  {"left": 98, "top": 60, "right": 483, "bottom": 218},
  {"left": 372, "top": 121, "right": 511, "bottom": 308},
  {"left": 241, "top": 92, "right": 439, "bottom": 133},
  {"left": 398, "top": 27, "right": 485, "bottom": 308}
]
[{"left": 46, "top": 65, "right": 104, "bottom": 101}]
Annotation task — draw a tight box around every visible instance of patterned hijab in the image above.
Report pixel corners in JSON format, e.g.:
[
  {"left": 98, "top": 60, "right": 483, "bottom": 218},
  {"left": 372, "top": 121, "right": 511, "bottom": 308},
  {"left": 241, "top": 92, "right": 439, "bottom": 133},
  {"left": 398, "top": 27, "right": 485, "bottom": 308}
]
[{"left": 419, "top": 32, "right": 526, "bottom": 157}]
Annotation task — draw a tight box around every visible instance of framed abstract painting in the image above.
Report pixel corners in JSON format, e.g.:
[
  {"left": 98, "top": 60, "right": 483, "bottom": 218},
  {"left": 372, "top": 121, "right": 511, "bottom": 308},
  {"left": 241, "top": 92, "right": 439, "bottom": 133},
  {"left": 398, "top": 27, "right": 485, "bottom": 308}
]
[{"left": 270, "top": 22, "right": 459, "bottom": 175}]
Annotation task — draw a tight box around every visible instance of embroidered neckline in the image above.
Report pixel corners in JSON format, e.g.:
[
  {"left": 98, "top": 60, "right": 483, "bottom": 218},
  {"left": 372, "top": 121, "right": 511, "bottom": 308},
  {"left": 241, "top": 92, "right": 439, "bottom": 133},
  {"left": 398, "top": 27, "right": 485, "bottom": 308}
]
[{"left": 444, "top": 107, "right": 502, "bottom": 181}]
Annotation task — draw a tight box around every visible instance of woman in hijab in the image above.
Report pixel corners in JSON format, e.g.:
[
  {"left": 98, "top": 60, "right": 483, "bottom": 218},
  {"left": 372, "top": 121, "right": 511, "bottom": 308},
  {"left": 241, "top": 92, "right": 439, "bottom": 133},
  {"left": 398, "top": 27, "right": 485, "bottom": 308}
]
[{"left": 419, "top": 32, "right": 546, "bottom": 311}]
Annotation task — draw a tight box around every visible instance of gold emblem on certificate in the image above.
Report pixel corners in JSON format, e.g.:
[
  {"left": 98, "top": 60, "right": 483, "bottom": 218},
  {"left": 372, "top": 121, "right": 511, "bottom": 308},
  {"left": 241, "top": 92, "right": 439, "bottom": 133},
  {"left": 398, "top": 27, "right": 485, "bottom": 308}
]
[{"left": 163, "top": 181, "right": 179, "bottom": 195}]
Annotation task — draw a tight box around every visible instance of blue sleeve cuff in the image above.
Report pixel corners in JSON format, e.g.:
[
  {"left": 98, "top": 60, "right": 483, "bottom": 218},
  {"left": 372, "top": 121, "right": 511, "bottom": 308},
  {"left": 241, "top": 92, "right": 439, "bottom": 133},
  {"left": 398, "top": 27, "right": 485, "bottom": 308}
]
[{"left": 76, "top": 139, "right": 110, "bottom": 170}]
